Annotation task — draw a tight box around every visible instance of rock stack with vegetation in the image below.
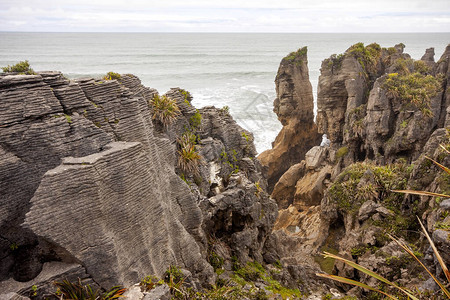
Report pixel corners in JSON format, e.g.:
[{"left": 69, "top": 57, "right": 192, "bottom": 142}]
[
  {"left": 262, "top": 43, "right": 450, "bottom": 299},
  {"left": 259, "top": 47, "right": 321, "bottom": 193}
]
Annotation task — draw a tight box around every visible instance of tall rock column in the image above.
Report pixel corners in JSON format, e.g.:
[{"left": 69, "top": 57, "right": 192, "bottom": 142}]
[
  {"left": 259, "top": 47, "right": 321, "bottom": 192},
  {"left": 436, "top": 44, "right": 450, "bottom": 127}
]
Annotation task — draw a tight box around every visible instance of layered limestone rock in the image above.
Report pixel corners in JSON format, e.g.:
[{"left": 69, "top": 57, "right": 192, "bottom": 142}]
[
  {"left": 436, "top": 44, "right": 450, "bottom": 128},
  {"left": 0, "top": 72, "right": 277, "bottom": 297},
  {"left": 316, "top": 43, "right": 447, "bottom": 165},
  {"left": 266, "top": 43, "right": 450, "bottom": 296},
  {"left": 0, "top": 262, "right": 98, "bottom": 299},
  {"left": 258, "top": 47, "right": 321, "bottom": 193},
  {"left": 25, "top": 142, "right": 211, "bottom": 288}
]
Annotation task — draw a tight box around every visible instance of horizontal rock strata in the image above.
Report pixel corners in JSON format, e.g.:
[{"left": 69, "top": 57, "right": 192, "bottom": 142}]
[{"left": 0, "top": 71, "right": 277, "bottom": 297}]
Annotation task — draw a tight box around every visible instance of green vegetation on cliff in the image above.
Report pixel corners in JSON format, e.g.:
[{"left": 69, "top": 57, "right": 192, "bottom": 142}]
[
  {"left": 177, "top": 131, "right": 202, "bottom": 176},
  {"left": 336, "top": 146, "right": 349, "bottom": 159},
  {"left": 179, "top": 88, "right": 192, "bottom": 105},
  {"left": 383, "top": 72, "right": 443, "bottom": 117},
  {"left": 327, "top": 160, "right": 423, "bottom": 239},
  {"left": 283, "top": 46, "right": 308, "bottom": 66},
  {"left": 54, "top": 279, "right": 126, "bottom": 299},
  {"left": 176, "top": 92, "right": 203, "bottom": 179},
  {"left": 324, "top": 42, "right": 382, "bottom": 76},
  {"left": 2, "top": 60, "right": 35, "bottom": 75},
  {"left": 150, "top": 94, "right": 181, "bottom": 126},
  {"left": 324, "top": 140, "right": 450, "bottom": 297},
  {"left": 329, "top": 161, "right": 410, "bottom": 214},
  {"left": 347, "top": 42, "right": 382, "bottom": 75},
  {"left": 103, "top": 71, "right": 121, "bottom": 80},
  {"left": 137, "top": 262, "right": 303, "bottom": 300},
  {"left": 326, "top": 53, "right": 345, "bottom": 70}
]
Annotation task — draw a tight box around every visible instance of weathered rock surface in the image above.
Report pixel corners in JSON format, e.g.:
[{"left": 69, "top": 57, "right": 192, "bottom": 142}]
[
  {"left": 437, "top": 45, "right": 450, "bottom": 128},
  {"left": 0, "top": 72, "right": 277, "bottom": 297},
  {"left": 316, "top": 43, "right": 448, "bottom": 165},
  {"left": 317, "top": 52, "right": 368, "bottom": 145},
  {"left": 24, "top": 141, "right": 211, "bottom": 288},
  {"left": 421, "top": 47, "right": 436, "bottom": 69},
  {"left": 293, "top": 164, "right": 332, "bottom": 211},
  {"left": 0, "top": 262, "right": 96, "bottom": 300},
  {"left": 265, "top": 43, "right": 450, "bottom": 298},
  {"left": 259, "top": 47, "right": 321, "bottom": 193},
  {"left": 271, "top": 162, "right": 306, "bottom": 209},
  {"left": 143, "top": 284, "right": 171, "bottom": 300}
]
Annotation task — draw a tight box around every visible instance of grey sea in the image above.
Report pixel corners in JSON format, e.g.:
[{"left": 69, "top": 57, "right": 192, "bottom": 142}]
[{"left": 1, "top": 32, "right": 449, "bottom": 153}]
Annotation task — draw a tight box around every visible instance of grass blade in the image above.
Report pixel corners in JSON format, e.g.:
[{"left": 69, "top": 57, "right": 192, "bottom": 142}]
[
  {"left": 417, "top": 217, "right": 450, "bottom": 284},
  {"left": 316, "top": 273, "right": 398, "bottom": 300},
  {"left": 439, "top": 144, "right": 450, "bottom": 155},
  {"left": 388, "top": 230, "right": 450, "bottom": 298},
  {"left": 391, "top": 190, "right": 449, "bottom": 198},
  {"left": 323, "top": 252, "right": 393, "bottom": 285},
  {"left": 322, "top": 252, "right": 419, "bottom": 300},
  {"left": 425, "top": 156, "right": 450, "bottom": 175}
]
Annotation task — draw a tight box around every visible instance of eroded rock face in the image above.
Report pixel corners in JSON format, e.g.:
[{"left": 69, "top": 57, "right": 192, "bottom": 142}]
[
  {"left": 317, "top": 54, "right": 368, "bottom": 145},
  {"left": 364, "top": 75, "right": 443, "bottom": 163},
  {"left": 271, "top": 162, "right": 306, "bottom": 210},
  {"left": 421, "top": 47, "right": 435, "bottom": 69},
  {"left": 0, "top": 262, "right": 98, "bottom": 299},
  {"left": 25, "top": 142, "right": 212, "bottom": 288},
  {"left": 317, "top": 43, "right": 448, "bottom": 165},
  {"left": 258, "top": 47, "right": 321, "bottom": 193},
  {"left": 436, "top": 45, "right": 450, "bottom": 128},
  {"left": 0, "top": 73, "right": 115, "bottom": 283},
  {"left": 265, "top": 43, "right": 450, "bottom": 296},
  {"left": 0, "top": 72, "right": 277, "bottom": 295}
]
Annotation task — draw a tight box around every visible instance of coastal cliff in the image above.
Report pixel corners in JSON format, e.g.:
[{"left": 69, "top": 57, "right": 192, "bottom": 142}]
[
  {"left": 264, "top": 43, "right": 450, "bottom": 298},
  {"left": 1, "top": 42, "right": 449, "bottom": 299},
  {"left": 0, "top": 72, "right": 278, "bottom": 298}
]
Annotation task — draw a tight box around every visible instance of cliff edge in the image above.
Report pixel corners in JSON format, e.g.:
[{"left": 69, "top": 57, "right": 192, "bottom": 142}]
[{"left": 0, "top": 72, "right": 278, "bottom": 298}]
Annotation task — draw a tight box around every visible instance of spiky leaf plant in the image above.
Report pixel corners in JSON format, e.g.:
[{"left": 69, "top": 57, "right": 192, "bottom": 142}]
[
  {"left": 54, "top": 278, "right": 126, "bottom": 299},
  {"left": 178, "top": 144, "right": 202, "bottom": 175},
  {"left": 150, "top": 94, "right": 181, "bottom": 127}
]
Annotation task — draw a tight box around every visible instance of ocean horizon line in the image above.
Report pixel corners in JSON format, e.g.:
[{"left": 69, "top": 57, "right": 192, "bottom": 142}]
[{"left": 1, "top": 31, "right": 449, "bottom": 34}]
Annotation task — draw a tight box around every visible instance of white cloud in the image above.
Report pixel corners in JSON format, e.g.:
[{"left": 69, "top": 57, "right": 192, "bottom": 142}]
[{"left": 0, "top": 0, "right": 449, "bottom": 32}]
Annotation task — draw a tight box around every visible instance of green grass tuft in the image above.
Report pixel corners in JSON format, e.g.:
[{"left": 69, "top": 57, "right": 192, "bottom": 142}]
[
  {"left": 2, "top": 60, "right": 35, "bottom": 75},
  {"left": 283, "top": 46, "right": 308, "bottom": 66},
  {"left": 383, "top": 72, "right": 442, "bottom": 117},
  {"left": 336, "top": 146, "right": 349, "bottom": 159},
  {"left": 177, "top": 131, "right": 202, "bottom": 175},
  {"left": 103, "top": 71, "right": 121, "bottom": 80}
]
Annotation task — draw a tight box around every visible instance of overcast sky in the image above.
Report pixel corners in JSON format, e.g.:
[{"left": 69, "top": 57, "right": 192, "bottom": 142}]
[{"left": 0, "top": 0, "right": 449, "bottom": 32}]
